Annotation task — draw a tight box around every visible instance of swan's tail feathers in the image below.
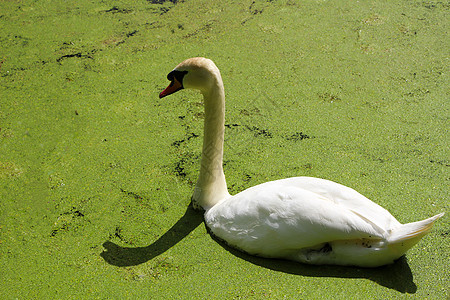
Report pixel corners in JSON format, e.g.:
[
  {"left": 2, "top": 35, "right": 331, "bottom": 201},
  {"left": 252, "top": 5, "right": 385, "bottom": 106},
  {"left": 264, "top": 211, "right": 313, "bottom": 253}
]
[{"left": 387, "top": 213, "right": 444, "bottom": 255}]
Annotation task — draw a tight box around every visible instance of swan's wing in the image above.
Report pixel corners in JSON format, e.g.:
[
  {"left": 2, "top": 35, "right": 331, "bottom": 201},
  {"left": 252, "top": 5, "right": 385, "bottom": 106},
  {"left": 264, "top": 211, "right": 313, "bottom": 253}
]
[
  {"left": 271, "top": 177, "right": 401, "bottom": 230},
  {"left": 206, "top": 178, "right": 399, "bottom": 256}
]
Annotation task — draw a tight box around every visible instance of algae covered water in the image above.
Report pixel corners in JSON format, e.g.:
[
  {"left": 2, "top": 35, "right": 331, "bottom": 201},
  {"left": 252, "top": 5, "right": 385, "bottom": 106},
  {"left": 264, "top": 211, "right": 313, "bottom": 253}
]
[{"left": 1, "top": 0, "right": 448, "bottom": 298}]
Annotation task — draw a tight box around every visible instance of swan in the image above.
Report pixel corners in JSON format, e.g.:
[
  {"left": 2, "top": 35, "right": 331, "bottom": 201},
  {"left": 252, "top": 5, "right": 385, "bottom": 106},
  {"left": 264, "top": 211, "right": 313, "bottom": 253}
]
[{"left": 159, "top": 57, "right": 444, "bottom": 267}]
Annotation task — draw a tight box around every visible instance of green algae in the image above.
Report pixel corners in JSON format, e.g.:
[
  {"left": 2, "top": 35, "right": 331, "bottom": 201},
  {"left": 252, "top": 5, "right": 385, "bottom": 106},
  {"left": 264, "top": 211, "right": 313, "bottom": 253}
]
[{"left": 1, "top": 0, "right": 448, "bottom": 298}]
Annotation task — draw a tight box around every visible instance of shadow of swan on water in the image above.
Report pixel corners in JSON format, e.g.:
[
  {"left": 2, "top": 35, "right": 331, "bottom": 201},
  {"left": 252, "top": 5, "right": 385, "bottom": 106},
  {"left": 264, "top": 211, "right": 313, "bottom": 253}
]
[
  {"left": 101, "top": 204, "right": 204, "bottom": 267},
  {"left": 100, "top": 204, "right": 417, "bottom": 294}
]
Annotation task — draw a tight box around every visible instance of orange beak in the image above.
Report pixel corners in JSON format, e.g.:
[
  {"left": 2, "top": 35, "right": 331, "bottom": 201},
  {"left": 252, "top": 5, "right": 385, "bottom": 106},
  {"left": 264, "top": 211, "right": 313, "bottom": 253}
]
[{"left": 159, "top": 77, "right": 183, "bottom": 98}]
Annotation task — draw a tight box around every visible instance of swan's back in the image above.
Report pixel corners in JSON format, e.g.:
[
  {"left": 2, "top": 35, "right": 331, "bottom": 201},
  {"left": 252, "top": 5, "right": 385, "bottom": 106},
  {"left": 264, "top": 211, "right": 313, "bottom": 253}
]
[{"left": 270, "top": 177, "right": 401, "bottom": 230}]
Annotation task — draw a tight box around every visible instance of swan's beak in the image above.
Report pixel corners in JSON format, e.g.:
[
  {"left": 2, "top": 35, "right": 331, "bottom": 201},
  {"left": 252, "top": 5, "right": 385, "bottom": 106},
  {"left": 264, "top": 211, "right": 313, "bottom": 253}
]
[{"left": 159, "top": 78, "right": 183, "bottom": 98}]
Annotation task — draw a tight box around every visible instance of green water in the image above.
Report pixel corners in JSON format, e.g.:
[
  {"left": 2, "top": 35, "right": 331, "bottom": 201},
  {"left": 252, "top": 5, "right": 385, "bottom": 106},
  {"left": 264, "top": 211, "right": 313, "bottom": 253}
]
[{"left": 1, "top": 0, "right": 448, "bottom": 298}]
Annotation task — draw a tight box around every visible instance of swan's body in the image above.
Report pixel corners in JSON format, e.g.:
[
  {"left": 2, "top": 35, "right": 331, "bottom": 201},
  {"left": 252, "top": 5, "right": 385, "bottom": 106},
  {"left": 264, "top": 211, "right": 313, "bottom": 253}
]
[{"left": 159, "top": 57, "right": 444, "bottom": 267}]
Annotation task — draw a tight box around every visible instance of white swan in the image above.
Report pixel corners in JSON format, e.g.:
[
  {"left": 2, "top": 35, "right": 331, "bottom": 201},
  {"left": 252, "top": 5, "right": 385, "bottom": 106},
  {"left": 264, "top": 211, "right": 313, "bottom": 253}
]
[{"left": 159, "top": 57, "right": 444, "bottom": 267}]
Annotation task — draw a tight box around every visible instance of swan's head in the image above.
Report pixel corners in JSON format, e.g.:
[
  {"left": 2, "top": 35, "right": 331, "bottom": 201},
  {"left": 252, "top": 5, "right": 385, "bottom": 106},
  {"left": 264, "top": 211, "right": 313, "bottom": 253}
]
[{"left": 159, "top": 57, "right": 221, "bottom": 98}]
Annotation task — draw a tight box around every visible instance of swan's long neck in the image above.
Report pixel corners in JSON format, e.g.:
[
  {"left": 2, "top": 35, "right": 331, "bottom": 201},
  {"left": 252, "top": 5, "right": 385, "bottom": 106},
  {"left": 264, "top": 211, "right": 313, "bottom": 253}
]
[{"left": 192, "top": 72, "right": 229, "bottom": 210}]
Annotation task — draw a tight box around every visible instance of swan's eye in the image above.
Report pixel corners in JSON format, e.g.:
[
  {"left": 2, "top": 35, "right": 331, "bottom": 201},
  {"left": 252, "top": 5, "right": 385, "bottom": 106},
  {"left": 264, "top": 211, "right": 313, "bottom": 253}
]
[{"left": 167, "top": 70, "right": 188, "bottom": 85}]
